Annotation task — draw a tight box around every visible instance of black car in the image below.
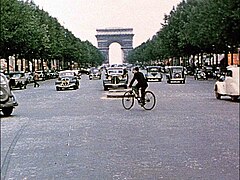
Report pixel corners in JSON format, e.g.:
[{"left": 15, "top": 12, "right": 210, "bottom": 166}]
[
  {"left": 103, "top": 67, "right": 128, "bottom": 91},
  {"left": 194, "top": 69, "right": 207, "bottom": 80},
  {"left": 55, "top": 70, "right": 80, "bottom": 91},
  {"left": 145, "top": 66, "right": 163, "bottom": 82},
  {"left": 89, "top": 68, "right": 101, "bottom": 80},
  {"left": 166, "top": 66, "right": 186, "bottom": 84},
  {"left": 7, "top": 71, "right": 28, "bottom": 89},
  {"left": 0, "top": 73, "right": 18, "bottom": 116},
  {"left": 203, "top": 66, "right": 214, "bottom": 79}
]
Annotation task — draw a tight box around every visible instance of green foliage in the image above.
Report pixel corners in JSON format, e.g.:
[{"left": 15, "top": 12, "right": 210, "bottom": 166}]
[
  {"left": 0, "top": 0, "right": 104, "bottom": 68},
  {"left": 127, "top": 0, "right": 240, "bottom": 65}
]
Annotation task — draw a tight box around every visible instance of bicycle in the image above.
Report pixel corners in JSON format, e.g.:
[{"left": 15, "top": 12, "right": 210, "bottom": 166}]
[{"left": 122, "top": 87, "right": 156, "bottom": 110}]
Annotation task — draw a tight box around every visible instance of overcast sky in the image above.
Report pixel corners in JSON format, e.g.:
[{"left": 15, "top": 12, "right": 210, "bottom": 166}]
[{"left": 33, "top": 0, "right": 182, "bottom": 48}]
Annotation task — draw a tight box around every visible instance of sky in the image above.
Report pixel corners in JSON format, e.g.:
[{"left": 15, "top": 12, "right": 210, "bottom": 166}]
[{"left": 33, "top": 0, "right": 182, "bottom": 48}]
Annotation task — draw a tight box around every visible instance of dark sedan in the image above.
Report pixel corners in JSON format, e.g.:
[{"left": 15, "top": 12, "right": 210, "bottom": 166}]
[{"left": 55, "top": 70, "right": 80, "bottom": 91}]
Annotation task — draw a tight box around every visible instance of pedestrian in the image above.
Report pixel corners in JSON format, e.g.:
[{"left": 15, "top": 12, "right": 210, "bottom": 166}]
[
  {"left": 129, "top": 67, "right": 148, "bottom": 105},
  {"left": 33, "top": 71, "right": 40, "bottom": 87}
]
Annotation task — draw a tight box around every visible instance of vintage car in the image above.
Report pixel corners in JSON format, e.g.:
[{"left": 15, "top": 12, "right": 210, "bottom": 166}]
[
  {"left": 203, "top": 66, "right": 214, "bottom": 79},
  {"left": 145, "top": 66, "right": 163, "bottom": 82},
  {"left": 166, "top": 66, "right": 186, "bottom": 84},
  {"left": 194, "top": 69, "right": 207, "bottom": 80},
  {"left": 35, "top": 70, "right": 46, "bottom": 81},
  {"left": 25, "top": 72, "right": 34, "bottom": 83},
  {"left": 55, "top": 70, "right": 80, "bottom": 91},
  {"left": 89, "top": 68, "right": 101, "bottom": 80},
  {"left": 103, "top": 67, "right": 128, "bottom": 91},
  {"left": 8, "top": 71, "right": 28, "bottom": 89},
  {"left": 79, "top": 67, "right": 90, "bottom": 75},
  {"left": 213, "top": 67, "right": 226, "bottom": 80},
  {"left": 214, "top": 66, "right": 240, "bottom": 101},
  {"left": 0, "top": 73, "right": 18, "bottom": 116}
]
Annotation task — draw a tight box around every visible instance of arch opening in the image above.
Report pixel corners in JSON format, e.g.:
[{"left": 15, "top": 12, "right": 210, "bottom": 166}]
[{"left": 109, "top": 43, "right": 123, "bottom": 65}]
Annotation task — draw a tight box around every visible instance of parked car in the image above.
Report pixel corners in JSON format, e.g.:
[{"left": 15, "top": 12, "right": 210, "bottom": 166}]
[
  {"left": 8, "top": 71, "right": 28, "bottom": 89},
  {"left": 0, "top": 73, "right": 18, "bottom": 116},
  {"left": 203, "top": 66, "right": 214, "bottom": 79},
  {"left": 186, "top": 66, "right": 194, "bottom": 75},
  {"left": 89, "top": 68, "right": 101, "bottom": 80},
  {"left": 79, "top": 68, "right": 90, "bottom": 75},
  {"left": 25, "top": 72, "right": 34, "bottom": 83},
  {"left": 145, "top": 66, "right": 163, "bottom": 82},
  {"left": 194, "top": 69, "right": 207, "bottom": 80},
  {"left": 166, "top": 66, "right": 186, "bottom": 84},
  {"left": 55, "top": 70, "right": 80, "bottom": 91},
  {"left": 214, "top": 66, "right": 240, "bottom": 101},
  {"left": 35, "top": 70, "right": 46, "bottom": 81},
  {"left": 103, "top": 67, "right": 128, "bottom": 91},
  {"left": 213, "top": 67, "right": 226, "bottom": 80}
]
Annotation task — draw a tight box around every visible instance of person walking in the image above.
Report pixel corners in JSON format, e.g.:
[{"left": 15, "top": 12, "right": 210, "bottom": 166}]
[
  {"left": 129, "top": 67, "right": 148, "bottom": 104},
  {"left": 33, "top": 72, "right": 40, "bottom": 87}
]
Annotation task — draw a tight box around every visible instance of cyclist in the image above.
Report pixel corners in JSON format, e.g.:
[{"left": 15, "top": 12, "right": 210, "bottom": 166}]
[{"left": 129, "top": 67, "right": 148, "bottom": 104}]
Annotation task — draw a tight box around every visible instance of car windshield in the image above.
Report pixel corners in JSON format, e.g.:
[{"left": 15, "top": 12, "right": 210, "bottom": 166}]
[
  {"left": 108, "top": 69, "right": 123, "bottom": 75},
  {"left": 148, "top": 68, "right": 159, "bottom": 72},
  {"left": 92, "top": 69, "right": 99, "bottom": 73},
  {"left": 59, "top": 72, "right": 75, "bottom": 77},
  {"left": 12, "top": 74, "right": 22, "bottom": 78},
  {"left": 172, "top": 68, "right": 183, "bottom": 73},
  {"left": 205, "top": 67, "right": 213, "bottom": 71}
]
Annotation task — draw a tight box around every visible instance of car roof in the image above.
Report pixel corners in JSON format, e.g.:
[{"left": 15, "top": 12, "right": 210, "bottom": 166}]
[
  {"left": 146, "top": 66, "right": 161, "bottom": 68},
  {"left": 108, "top": 67, "right": 124, "bottom": 70}
]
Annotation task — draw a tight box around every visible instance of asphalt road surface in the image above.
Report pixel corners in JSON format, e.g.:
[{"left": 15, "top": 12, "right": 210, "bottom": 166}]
[{"left": 1, "top": 74, "right": 239, "bottom": 179}]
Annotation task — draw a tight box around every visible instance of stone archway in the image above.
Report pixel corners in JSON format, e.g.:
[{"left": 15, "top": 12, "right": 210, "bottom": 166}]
[{"left": 95, "top": 28, "right": 134, "bottom": 64}]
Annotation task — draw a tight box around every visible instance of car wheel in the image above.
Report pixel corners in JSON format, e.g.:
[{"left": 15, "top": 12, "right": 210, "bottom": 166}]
[
  {"left": 0, "top": 88, "right": 9, "bottom": 102},
  {"left": 215, "top": 91, "right": 221, "bottom": 99},
  {"left": 104, "top": 86, "right": 108, "bottom": 91},
  {"left": 231, "top": 96, "right": 238, "bottom": 102},
  {"left": 2, "top": 107, "right": 13, "bottom": 116}
]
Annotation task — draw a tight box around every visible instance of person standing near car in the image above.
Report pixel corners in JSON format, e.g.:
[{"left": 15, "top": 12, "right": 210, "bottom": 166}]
[
  {"left": 33, "top": 71, "right": 40, "bottom": 87},
  {"left": 129, "top": 67, "right": 148, "bottom": 104}
]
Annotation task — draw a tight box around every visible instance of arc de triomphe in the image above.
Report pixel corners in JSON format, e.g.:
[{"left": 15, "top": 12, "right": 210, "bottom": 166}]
[{"left": 95, "top": 27, "right": 134, "bottom": 64}]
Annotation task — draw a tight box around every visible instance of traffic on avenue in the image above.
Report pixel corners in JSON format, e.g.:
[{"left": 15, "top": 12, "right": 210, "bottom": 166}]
[{"left": 1, "top": 68, "right": 239, "bottom": 179}]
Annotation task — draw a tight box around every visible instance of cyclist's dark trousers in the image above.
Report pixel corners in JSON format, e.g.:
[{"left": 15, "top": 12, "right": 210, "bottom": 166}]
[{"left": 136, "top": 84, "right": 147, "bottom": 102}]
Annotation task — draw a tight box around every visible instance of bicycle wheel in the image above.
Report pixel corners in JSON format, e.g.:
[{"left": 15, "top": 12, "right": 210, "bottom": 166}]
[
  {"left": 122, "top": 91, "right": 134, "bottom": 110},
  {"left": 142, "top": 91, "right": 156, "bottom": 110}
]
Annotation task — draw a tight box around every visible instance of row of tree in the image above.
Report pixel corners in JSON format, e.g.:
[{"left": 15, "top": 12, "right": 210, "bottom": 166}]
[
  {"left": 0, "top": 0, "right": 104, "bottom": 72},
  {"left": 127, "top": 0, "right": 240, "bottom": 67}
]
